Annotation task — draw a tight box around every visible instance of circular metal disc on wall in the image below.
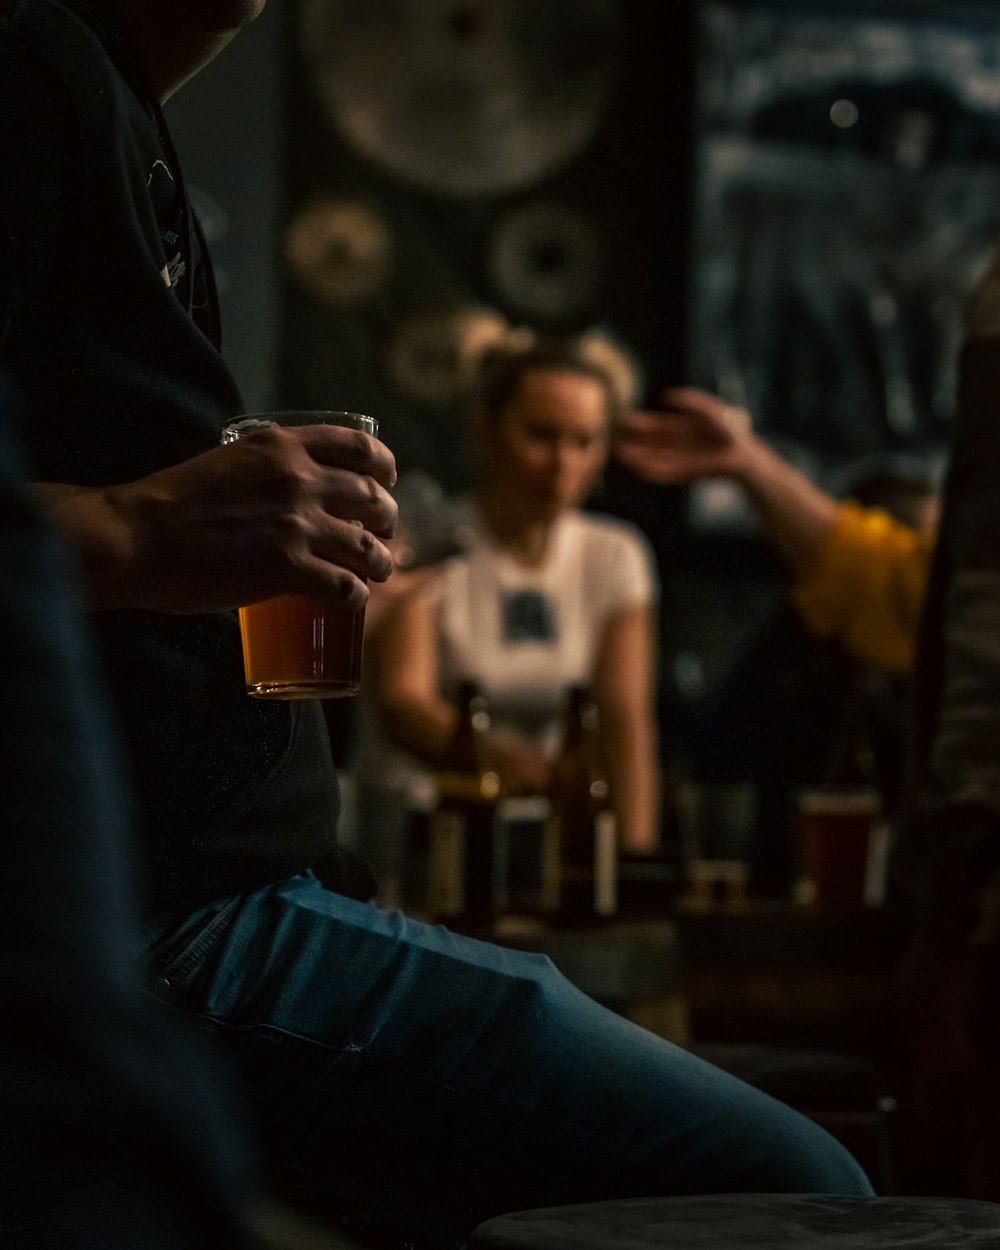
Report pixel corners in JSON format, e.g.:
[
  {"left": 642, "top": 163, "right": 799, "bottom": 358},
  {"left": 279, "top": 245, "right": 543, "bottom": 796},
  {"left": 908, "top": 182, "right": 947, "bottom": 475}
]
[
  {"left": 298, "top": 0, "right": 621, "bottom": 197},
  {"left": 386, "top": 305, "right": 510, "bottom": 406},
  {"left": 488, "top": 200, "right": 602, "bottom": 321},
  {"left": 284, "top": 196, "right": 394, "bottom": 304}
]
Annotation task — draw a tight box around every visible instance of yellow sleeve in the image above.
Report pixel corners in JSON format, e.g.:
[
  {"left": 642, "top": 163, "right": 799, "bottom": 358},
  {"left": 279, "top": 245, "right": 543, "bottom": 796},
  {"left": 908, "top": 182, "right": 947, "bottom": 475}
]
[{"left": 792, "top": 501, "right": 933, "bottom": 674}]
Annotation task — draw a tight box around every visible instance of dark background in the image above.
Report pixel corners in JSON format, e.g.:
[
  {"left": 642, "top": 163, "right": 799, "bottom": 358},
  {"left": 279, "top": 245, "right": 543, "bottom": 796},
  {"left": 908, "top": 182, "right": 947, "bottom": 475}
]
[{"left": 166, "top": 0, "right": 1000, "bottom": 788}]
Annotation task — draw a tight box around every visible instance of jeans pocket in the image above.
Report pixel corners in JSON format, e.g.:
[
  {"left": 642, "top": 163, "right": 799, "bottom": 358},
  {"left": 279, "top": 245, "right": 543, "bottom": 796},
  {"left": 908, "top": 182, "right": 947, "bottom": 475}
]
[{"left": 143, "top": 894, "right": 242, "bottom": 1000}]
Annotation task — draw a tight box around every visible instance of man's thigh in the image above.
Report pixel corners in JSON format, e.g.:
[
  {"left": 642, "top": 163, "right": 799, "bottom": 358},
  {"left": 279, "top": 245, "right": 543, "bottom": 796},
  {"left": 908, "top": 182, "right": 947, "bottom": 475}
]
[{"left": 144, "top": 873, "right": 870, "bottom": 1239}]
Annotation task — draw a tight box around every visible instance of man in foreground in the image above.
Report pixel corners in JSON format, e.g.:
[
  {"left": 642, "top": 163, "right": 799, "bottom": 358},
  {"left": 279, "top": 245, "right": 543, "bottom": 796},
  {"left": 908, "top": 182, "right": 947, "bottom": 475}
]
[{"left": 0, "top": 2, "right": 872, "bottom": 1243}]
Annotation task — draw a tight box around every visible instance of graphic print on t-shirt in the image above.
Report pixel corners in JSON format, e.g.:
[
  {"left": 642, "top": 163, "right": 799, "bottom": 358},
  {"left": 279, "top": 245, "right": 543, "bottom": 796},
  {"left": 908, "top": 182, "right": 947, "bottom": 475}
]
[
  {"left": 502, "top": 590, "right": 557, "bottom": 643},
  {"left": 146, "top": 157, "right": 188, "bottom": 298}
]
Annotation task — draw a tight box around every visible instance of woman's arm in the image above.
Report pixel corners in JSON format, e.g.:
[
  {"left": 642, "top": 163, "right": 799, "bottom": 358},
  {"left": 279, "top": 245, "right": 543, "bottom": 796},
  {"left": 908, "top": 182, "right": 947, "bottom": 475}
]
[
  {"left": 592, "top": 601, "right": 661, "bottom": 853},
  {"left": 370, "top": 586, "right": 458, "bottom": 766},
  {"left": 373, "top": 585, "right": 557, "bottom": 794}
]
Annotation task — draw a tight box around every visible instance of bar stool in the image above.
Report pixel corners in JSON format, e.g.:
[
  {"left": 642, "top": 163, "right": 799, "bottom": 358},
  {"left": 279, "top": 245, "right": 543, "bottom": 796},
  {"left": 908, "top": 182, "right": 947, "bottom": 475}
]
[{"left": 467, "top": 1194, "right": 1000, "bottom": 1248}]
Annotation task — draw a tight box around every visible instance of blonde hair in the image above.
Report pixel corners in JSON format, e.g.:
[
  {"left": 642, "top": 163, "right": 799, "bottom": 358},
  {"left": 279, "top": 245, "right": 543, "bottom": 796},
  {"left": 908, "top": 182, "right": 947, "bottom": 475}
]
[{"left": 465, "top": 326, "right": 641, "bottom": 431}]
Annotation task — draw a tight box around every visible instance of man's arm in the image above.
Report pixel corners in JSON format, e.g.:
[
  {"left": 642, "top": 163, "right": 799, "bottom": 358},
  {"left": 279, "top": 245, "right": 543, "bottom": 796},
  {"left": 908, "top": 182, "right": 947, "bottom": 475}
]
[
  {"left": 34, "top": 422, "right": 397, "bottom": 613},
  {"left": 1, "top": 21, "right": 396, "bottom": 616}
]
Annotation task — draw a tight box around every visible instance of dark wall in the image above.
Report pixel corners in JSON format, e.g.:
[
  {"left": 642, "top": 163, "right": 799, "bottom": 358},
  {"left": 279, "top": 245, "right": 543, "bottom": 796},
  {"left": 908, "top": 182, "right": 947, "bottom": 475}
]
[
  {"left": 277, "top": 0, "right": 697, "bottom": 492},
  {"left": 162, "top": 0, "right": 697, "bottom": 481},
  {"left": 164, "top": 1, "right": 286, "bottom": 411}
]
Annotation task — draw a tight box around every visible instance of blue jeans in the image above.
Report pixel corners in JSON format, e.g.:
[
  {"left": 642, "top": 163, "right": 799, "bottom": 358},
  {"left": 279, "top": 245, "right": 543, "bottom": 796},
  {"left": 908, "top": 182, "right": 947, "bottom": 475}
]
[{"left": 143, "top": 872, "right": 873, "bottom": 1246}]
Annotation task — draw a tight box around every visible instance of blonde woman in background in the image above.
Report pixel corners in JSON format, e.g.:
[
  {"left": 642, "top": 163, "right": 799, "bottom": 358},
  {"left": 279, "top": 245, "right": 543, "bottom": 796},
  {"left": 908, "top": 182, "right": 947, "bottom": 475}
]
[{"left": 373, "top": 334, "right": 662, "bottom": 853}]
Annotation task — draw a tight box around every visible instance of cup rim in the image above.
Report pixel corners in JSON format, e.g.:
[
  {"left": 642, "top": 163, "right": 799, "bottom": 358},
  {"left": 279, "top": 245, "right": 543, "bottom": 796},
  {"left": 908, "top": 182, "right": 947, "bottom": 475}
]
[{"left": 221, "top": 410, "right": 377, "bottom": 442}]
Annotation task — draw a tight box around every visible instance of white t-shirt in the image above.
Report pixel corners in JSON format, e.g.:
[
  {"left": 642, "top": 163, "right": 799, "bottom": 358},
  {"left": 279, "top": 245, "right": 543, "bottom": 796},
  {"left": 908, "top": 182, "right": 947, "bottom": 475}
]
[{"left": 425, "top": 506, "right": 657, "bottom": 752}]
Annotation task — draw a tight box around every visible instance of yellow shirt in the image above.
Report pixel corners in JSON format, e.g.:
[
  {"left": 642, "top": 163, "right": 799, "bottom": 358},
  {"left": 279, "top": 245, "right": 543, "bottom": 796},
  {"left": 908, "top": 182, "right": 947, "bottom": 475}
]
[{"left": 792, "top": 501, "right": 933, "bottom": 675}]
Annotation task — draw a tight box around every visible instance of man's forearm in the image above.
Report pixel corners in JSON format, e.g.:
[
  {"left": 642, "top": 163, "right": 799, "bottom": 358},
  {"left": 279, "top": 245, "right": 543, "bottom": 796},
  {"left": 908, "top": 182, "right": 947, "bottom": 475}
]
[
  {"left": 31, "top": 483, "right": 144, "bottom": 611},
  {"left": 28, "top": 427, "right": 398, "bottom": 618}
]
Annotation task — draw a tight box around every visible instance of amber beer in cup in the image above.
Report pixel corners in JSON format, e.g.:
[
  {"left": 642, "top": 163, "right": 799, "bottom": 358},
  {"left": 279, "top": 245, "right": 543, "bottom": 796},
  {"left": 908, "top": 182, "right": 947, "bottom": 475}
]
[
  {"left": 221, "top": 410, "right": 378, "bottom": 699},
  {"left": 796, "top": 786, "right": 880, "bottom": 911}
]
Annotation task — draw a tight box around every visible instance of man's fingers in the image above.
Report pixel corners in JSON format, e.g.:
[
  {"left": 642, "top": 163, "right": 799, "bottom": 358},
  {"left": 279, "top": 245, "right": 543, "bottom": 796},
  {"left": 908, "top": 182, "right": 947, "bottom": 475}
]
[
  {"left": 293, "top": 425, "right": 399, "bottom": 536},
  {"left": 356, "top": 524, "right": 395, "bottom": 583},
  {"left": 317, "top": 468, "right": 398, "bottom": 538},
  {"left": 313, "top": 516, "right": 395, "bottom": 584},
  {"left": 227, "top": 425, "right": 399, "bottom": 536},
  {"left": 206, "top": 423, "right": 398, "bottom": 608},
  {"left": 298, "top": 424, "right": 397, "bottom": 488},
  {"left": 291, "top": 527, "right": 395, "bottom": 614},
  {"left": 295, "top": 559, "right": 372, "bottom": 614}
]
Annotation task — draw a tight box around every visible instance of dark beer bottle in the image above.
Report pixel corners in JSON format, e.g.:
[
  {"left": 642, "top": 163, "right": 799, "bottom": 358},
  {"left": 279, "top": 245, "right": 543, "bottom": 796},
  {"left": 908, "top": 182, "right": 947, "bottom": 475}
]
[
  {"left": 548, "top": 685, "right": 618, "bottom": 922},
  {"left": 428, "top": 680, "right": 501, "bottom": 929}
]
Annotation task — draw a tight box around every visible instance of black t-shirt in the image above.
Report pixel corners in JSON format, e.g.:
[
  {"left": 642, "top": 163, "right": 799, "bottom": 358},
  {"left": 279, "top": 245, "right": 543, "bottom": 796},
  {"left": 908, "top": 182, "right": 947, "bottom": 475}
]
[{"left": 0, "top": 0, "right": 356, "bottom": 913}]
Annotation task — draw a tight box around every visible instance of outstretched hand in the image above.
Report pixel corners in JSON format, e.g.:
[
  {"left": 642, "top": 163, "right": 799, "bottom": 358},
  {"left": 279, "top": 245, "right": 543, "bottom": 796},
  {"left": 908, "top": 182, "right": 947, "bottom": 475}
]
[
  {"left": 44, "top": 421, "right": 398, "bottom": 614},
  {"left": 613, "top": 386, "right": 753, "bottom": 485}
]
